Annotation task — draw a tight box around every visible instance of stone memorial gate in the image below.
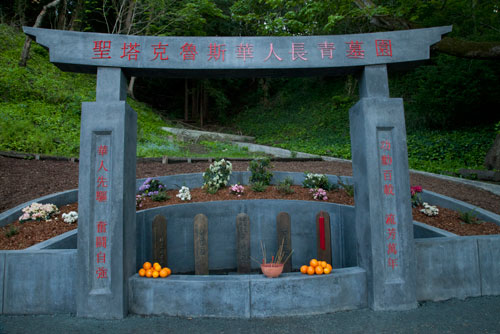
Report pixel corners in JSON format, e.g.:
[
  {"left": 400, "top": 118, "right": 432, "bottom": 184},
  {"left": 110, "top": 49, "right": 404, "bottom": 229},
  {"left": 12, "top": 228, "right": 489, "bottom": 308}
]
[{"left": 24, "top": 25, "right": 452, "bottom": 318}]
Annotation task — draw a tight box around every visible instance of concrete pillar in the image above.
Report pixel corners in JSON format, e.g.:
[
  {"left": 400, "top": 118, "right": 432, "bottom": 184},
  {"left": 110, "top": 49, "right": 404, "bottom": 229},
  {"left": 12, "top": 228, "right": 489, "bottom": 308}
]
[
  {"left": 76, "top": 67, "right": 137, "bottom": 318},
  {"left": 349, "top": 65, "right": 417, "bottom": 311}
]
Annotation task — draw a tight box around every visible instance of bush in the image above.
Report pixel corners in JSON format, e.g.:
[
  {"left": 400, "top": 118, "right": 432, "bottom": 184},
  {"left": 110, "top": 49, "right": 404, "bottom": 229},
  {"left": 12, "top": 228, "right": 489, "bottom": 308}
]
[
  {"left": 276, "top": 177, "right": 294, "bottom": 195},
  {"left": 248, "top": 158, "right": 273, "bottom": 185},
  {"left": 251, "top": 181, "right": 268, "bottom": 192},
  {"left": 203, "top": 159, "right": 232, "bottom": 193},
  {"left": 303, "top": 172, "right": 331, "bottom": 190}
]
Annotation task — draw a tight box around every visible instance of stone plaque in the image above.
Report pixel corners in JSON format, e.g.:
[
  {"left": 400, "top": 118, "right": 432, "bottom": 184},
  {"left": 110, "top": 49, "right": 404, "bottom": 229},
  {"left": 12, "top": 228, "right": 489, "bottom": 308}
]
[
  {"left": 236, "top": 213, "right": 251, "bottom": 274},
  {"left": 316, "top": 211, "right": 332, "bottom": 265},
  {"left": 194, "top": 214, "right": 209, "bottom": 275},
  {"left": 277, "top": 212, "right": 292, "bottom": 273},
  {"left": 152, "top": 215, "right": 167, "bottom": 268}
]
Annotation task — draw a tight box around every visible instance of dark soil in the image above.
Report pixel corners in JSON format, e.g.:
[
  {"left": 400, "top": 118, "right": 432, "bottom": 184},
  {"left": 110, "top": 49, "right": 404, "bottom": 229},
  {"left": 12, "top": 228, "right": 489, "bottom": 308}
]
[{"left": 1, "top": 155, "right": 500, "bottom": 250}]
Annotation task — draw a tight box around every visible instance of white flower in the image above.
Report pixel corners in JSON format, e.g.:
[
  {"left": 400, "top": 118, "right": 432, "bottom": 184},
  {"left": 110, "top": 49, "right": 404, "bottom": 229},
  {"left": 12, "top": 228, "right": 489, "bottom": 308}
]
[
  {"left": 62, "top": 211, "right": 78, "bottom": 224},
  {"left": 176, "top": 186, "right": 191, "bottom": 201}
]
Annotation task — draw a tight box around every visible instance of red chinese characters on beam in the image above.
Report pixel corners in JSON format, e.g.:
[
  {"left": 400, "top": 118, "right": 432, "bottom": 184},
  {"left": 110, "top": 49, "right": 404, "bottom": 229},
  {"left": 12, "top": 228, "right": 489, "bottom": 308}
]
[
  {"left": 263, "top": 43, "right": 282, "bottom": 62},
  {"left": 180, "top": 43, "right": 198, "bottom": 61},
  {"left": 92, "top": 41, "right": 111, "bottom": 59},
  {"left": 121, "top": 42, "right": 140, "bottom": 61},
  {"left": 207, "top": 43, "right": 226, "bottom": 62},
  {"left": 290, "top": 43, "right": 308, "bottom": 61},
  {"left": 152, "top": 42, "right": 169, "bottom": 60},
  {"left": 317, "top": 42, "right": 335, "bottom": 59},
  {"left": 376, "top": 39, "right": 392, "bottom": 57},
  {"left": 346, "top": 40, "right": 364, "bottom": 59},
  {"left": 236, "top": 43, "right": 254, "bottom": 62}
]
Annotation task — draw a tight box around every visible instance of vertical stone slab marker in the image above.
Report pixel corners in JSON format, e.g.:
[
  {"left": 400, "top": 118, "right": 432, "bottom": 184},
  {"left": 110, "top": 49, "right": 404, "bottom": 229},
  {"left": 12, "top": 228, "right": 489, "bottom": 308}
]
[
  {"left": 152, "top": 215, "right": 167, "bottom": 268},
  {"left": 276, "top": 212, "right": 292, "bottom": 273},
  {"left": 349, "top": 64, "right": 416, "bottom": 311},
  {"left": 236, "top": 213, "right": 251, "bottom": 273},
  {"left": 316, "top": 211, "right": 332, "bottom": 265},
  {"left": 77, "top": 67, "right": 137, "bottom": 319},
  {"left": 194, "top": 214, "right": 209, "bottom": 275}
]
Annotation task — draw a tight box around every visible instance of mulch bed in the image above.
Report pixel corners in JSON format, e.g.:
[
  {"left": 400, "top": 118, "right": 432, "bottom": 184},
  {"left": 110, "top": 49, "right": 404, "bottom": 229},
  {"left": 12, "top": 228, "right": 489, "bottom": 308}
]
[{"left": 1, "top": 155, "right": 500, "bottom": 250}]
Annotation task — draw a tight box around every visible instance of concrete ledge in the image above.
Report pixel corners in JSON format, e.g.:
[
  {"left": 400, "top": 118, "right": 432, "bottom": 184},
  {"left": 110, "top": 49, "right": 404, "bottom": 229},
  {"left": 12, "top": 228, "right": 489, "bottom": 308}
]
[
  {"left": 477, "top": 236, "right": 500, "bottom": 296},
  {"left": 0, "top": 252, "right": 4, "bottom": 314},
  {"left": 162, "top": 127, "right": 255, "bottom": 143},
  {"left": 26, "top": 229, "right": 77, "bottom": 250},
  {"left": 415, "top": 237, "right": 481, "bottom": 301},
  {"left": 129, "top": 267, "right": 367, "bottom": 318},
  {"left": 250, "top": 267, "right": 367, "bottom": 317},
  {"left": 421, "top": 190, "right": 500, "bottom": 226},
  {"left": 129, "top": 274, "right": 251, "bottom": 317},
  {"left": 1, "top": 250, "right": 77, "bottom": 314}
]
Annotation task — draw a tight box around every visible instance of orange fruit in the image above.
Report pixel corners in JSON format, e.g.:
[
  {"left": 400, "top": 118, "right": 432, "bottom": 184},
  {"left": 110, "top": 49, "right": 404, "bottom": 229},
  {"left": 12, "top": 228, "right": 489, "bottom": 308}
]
[
  {"left": 165, "top": 268, "right": 171, "bottom": 276},
  {"left": 310, "top": 259, "right": 318, "bottom": 268},
  {"left": 315, "top": 266, "right": 324, "bottom": 275},
  {"left": 320, "top": 261, "right": 327, "bottom": 268},
  {"left": 153, "top": 263, "right": 162, "bottom": 272},
  {"left": 160, "top": 268, "right": 168, "bottom": 278},
  {"left": 306, "top": 266, "right": 315, "bottom": 275},
  {"left": 138, "top": 268, "right": 146, "bottom": 277},
  {"left": 145, "top": 269, "right": 153, "bottom": 278},
  {"left": 326, "top": 264, "right": 333, "bottom": 271},
  {"left": 152, "top": 270, "right": 159, "bottom": 278},
  {"left": 143, "top": 262, "right": 152, "bottom": 270},
  {"left": 300, "top": 265, "right": 308, "bottom": 274},
  {"left": 324, "top": 267, "right": 331, "bottom": 275}
]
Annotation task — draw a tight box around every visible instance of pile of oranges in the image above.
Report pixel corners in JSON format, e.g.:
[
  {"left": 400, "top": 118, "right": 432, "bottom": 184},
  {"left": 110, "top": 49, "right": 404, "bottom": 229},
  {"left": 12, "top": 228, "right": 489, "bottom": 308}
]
[
  {"left": 300, "top": 259, "right": 332, "bottom": 275},
  {"left": 138, "top": 261, "right": 171, "bottom": 278}
]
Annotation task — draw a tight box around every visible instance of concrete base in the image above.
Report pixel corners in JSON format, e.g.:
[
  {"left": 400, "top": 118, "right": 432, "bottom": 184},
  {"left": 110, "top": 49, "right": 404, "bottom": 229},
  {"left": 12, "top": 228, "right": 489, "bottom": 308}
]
[{"left": 129, "top": 267, "right": 367, "bottom": 318}]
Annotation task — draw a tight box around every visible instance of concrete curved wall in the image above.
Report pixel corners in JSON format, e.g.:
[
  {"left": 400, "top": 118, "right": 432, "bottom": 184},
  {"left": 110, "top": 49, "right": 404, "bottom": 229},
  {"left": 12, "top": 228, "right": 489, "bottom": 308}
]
[{"left": 136, "top": 200, "right": 357, "bottom": 273}]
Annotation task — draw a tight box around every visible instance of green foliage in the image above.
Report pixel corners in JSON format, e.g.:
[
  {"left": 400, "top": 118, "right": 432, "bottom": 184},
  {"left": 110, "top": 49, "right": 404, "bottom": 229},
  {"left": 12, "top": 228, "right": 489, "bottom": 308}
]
[
  {"left": 151, "top": 191, "right": 170, "bottom": 202},
  {"left": 248, "top": 158, "right": 273, "bottom": 186},
  {"left": 337, "top": 179, "right": 354, "bottom": 197},
  {"left": 203, "top": 159, "right": 233, "bottom": 193},
  {"left": 5, "top": 226, "right": 19, "bottom": 238},
  {"left": 302, "top": 172, "right": 331, "bottom": 191},
  {"left": 276, "top": 177, "right": 294, "bottom": 195},
  {"left": 459, "top": 210, "right": 482, "bottom": 225},
  {"left": 250, "top": 181, "right": 268, "bottom": 192}
]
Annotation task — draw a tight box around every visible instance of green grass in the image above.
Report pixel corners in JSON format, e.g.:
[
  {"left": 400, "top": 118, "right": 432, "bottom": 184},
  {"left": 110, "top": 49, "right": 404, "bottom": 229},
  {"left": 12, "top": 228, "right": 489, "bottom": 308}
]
[
  {"left": 231, "top": 77, "right": 497, "bottom": 175},
  {"left": 0, "top": 24, "right": 263, "bottom": 159}
]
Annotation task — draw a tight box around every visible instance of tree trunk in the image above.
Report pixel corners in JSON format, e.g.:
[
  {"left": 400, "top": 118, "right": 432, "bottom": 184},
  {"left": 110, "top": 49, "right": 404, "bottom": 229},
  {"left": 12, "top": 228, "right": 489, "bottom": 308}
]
[
  {"left": 432, "top": 37, "right": 500, "bottom": 60},
  {"left": 19, "top": 0, "right": 62, "bottom": 67},
  {"left": 57, "top": 0, "right": 67, "bottom": 30},
  {"left": 123, "top": 0, "right": 136, "bottom": 34},
  {"left": 68, "top": 0, "right": 83, "bottom": 31},
  {"left": 128, "top": 76, "right": 136, "bottom": 100}
]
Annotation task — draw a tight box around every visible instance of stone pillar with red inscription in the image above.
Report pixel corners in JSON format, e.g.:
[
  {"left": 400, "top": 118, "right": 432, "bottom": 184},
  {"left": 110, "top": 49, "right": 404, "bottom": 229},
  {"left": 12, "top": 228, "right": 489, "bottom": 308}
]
[
  {"left": 76, "top": 67, "right": 137, "bottom": 319},
  {"left": 349, "top": 64, "right": 417, "bottom": 310}
]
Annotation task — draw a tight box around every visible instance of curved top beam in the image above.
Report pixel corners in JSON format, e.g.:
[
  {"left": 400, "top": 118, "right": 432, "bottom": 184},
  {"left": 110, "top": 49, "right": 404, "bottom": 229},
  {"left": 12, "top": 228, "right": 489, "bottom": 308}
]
[{"left": 24, "top": 26, "right": 451, "bottom": 78}]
